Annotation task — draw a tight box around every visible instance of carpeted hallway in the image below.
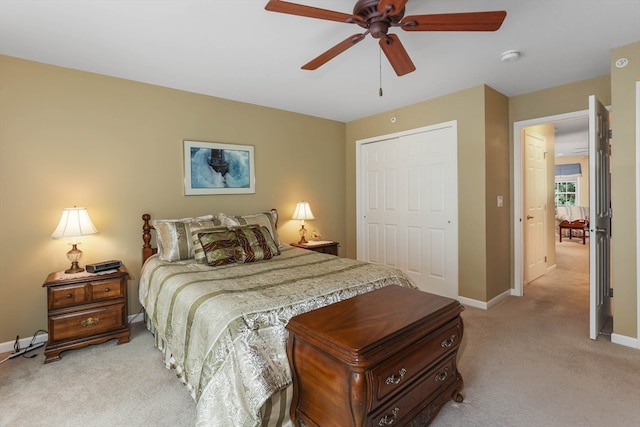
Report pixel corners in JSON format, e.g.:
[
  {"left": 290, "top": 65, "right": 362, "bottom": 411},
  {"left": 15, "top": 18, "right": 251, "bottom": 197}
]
[{"left": 1, "top": 241, "right": 638, "bottom": 426}]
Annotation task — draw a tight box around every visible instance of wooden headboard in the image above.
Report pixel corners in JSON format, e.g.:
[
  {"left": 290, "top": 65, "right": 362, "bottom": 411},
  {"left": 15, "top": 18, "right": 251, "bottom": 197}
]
[
  {"left": 141, "top": 209, "right": 279, "bottom": 265},
  {"left": 142, "top": 214, "right": 157, "bottom": 264}
]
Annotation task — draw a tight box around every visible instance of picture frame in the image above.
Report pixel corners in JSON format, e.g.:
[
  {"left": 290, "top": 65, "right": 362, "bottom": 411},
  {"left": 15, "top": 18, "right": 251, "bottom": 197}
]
[{"left": 183, "top": 140, "right": 255, "bottom": 195}]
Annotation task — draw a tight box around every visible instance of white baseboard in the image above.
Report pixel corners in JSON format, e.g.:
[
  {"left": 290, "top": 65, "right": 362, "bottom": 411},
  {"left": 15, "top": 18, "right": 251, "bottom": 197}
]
[
  {"left": 611, "top": 333, "right": 639, "bottom": 349},
  {"left": 458, "top": 289, "right": 512, "bottom": 310},
  {"left": 0, "top": 333, "right": 48, "bottom": 354},
  {"left": 129, "top": 312, "right": 145, "bottom": 324},
  {"left": 0, "top": 313, "right": 146, "bottom": 355}
]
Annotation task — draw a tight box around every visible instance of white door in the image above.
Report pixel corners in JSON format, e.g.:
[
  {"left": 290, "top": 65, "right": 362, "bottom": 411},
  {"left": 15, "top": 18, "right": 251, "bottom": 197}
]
[
  {"left": 523, "top": 130, "right": 547, "bottom": 284},
  {"left": 589, "top": 95, "right": 612, "bottom": 340},
  {"left": 358, "top": 123, "right": 458, "bottom": 298}
]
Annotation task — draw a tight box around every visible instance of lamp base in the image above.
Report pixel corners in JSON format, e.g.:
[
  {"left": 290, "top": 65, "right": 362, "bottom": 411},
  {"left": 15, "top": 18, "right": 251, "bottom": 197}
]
[
  {"left": 298, "top": 224, "right": 309, "bottom": 244},
  {"left": 65, "top": 263, "right": 85, "bottom": 274},
  {"left": 64, "top": 243, "right": 84, "bottom": 274}
]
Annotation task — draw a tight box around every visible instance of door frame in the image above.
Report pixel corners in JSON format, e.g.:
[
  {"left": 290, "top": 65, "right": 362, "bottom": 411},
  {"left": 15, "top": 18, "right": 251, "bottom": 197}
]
[
  {"left": 636, "top": 81, "right": 640, "bottom": 349},
  {"left": 513, "top": 110, "right": 588, "bottom": 296}
]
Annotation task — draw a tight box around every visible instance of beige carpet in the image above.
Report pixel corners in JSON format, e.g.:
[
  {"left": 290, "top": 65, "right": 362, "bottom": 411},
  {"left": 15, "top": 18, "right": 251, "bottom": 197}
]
[{"left": 1, "top": 242, "right": 639, "bottom": 426}]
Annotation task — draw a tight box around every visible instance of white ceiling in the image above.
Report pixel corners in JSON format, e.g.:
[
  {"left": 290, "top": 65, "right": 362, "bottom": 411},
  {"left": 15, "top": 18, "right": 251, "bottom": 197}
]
[
  {"left": 554, "top": 117, "right": 589, "bottom": 157},
  {"left": 1, "top": 1, "right": 638, "bottom": 123}
]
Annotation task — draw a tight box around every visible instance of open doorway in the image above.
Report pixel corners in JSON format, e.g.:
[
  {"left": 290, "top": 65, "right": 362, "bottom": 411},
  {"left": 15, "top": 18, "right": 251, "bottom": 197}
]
[
  {"left": 515, "top": 99, "right": 614, "bottom": 340},
  {"left": 513, "top": 109, "right": 590, "bottom": 296}
]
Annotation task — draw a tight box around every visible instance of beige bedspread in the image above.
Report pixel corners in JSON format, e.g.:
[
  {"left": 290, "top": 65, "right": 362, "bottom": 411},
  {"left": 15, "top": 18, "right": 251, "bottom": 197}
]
[{"left": 139, "top": 245, "right": 414, "bottom": 427}]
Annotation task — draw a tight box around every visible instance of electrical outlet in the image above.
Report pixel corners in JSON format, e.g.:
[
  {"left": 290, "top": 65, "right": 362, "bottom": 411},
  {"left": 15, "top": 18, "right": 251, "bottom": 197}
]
[{"left": 497, "top": 195, "right": 503, "bottom": 207}]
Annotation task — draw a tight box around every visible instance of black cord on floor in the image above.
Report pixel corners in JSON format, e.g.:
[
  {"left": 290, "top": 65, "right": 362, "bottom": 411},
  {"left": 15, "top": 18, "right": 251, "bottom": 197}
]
[{"left": 1, "top": 329, "right": 48, "bottom": 364}]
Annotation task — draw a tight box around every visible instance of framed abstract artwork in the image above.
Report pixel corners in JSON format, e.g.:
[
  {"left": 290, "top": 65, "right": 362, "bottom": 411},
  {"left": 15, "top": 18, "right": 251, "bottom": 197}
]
[{"left": 183, "top": 140, "right": 255, "bottom": 195}]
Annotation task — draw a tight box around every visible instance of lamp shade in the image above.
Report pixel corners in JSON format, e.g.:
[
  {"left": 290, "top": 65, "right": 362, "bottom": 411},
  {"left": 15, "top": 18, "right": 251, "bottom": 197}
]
[
  {"left": 51, "top": 207, "right": 98, "bottom": 238},
  {"left": 292, "top": 202, "right": 315, "bottom": 221}
]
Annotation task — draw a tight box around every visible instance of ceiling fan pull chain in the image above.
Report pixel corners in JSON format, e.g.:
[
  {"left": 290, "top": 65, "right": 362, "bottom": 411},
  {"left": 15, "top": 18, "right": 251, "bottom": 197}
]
[{"left": 379, "top": 47, "right": 384, "bottom": 97}]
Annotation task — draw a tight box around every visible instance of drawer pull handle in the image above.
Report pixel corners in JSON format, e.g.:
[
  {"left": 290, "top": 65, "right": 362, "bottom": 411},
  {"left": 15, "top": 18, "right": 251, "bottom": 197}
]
[
  {"left": 385, "top": 368, "right": 407, "bottom": 385},
  {"left": 378, "top": 407, "right": 400, "bottom": 426},
  {"left": 434, "top": 367, "right": 449, "bottom": 382},
  {"left": 441, "top": 334, "right": 456, "bottom": 348},
  {"left": 66, "top": 293, "right": 73, "bottom": 298},
  {"left": 104, "top": 288, "right": 110, "bottom": 292},
  {"left": 81, "top": 317, "right": 99, "bottom": 328}
]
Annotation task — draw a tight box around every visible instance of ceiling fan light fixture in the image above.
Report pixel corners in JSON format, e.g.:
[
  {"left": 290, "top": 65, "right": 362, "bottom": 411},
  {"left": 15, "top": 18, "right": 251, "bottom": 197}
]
[{"left": 501, "top": 50, "right": 520, "bottom": 63}]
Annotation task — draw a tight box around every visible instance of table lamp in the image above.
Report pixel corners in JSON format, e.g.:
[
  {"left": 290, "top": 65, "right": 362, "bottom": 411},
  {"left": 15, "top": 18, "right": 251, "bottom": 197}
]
[
  {"left": 292, "top": 201, "right": 315, "bottom": 244},
  {"left": 51, "top": 206, "right": 98, "bottom": 273}
]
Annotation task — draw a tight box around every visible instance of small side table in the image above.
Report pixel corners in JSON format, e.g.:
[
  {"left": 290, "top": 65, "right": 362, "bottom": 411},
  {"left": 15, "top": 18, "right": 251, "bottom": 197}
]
[
  {"left": 42, "top": 266, "right": 130, "bottom": 363},
  {"left": 559, "top": 220, "right": 589, "bottom": 244},
  {"left": 290, "top": 241, "right": 339, "bottom": 256}
]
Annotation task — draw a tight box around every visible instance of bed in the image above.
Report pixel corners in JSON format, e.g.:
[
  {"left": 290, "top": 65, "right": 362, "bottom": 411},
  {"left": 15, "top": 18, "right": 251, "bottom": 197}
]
[{"left": 138, "top": 210, "right": 415, "bottom": 427}]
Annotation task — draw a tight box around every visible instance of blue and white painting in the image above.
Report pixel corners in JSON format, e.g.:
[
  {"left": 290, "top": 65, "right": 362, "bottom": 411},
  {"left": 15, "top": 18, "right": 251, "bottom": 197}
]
[{"left": 184, "top": 141, "right": 255, "bottom": 195}]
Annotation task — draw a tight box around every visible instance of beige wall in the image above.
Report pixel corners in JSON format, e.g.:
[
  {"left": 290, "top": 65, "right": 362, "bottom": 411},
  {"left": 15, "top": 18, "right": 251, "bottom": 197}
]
[
  {"left": 484, "top": 86, "right": 511, "bottom": 300},
  {"left": 0, "top": 55, "right": 347, "bottom": 343},
  {"left": 610, "top": 42, "right": 639, "bottom": 338},
  {"left": 2, "top": 41, "right": 638, "bottom": 345}
]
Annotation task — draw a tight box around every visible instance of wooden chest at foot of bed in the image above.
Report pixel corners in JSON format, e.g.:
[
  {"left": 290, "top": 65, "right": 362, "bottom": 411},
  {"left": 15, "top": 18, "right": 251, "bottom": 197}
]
[{"left": 286, "top": 285, "right": 465, "bottom": 427}]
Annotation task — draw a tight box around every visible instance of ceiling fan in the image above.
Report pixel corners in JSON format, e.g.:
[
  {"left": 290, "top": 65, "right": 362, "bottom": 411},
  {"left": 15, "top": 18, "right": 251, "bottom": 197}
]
[{"left": 265, "top": 0, "right": 507, "bottom": 76}]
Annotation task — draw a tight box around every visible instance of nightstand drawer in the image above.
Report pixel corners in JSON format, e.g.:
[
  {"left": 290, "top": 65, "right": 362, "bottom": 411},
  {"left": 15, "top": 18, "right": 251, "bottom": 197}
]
[
  {"left": 49, "top": 304, "right": 127, "bottom": 342},
  {"left": 91, "top": 278, "right": 124, "bottom": 302},
  {"left": 49, "top": 283, "right": 90, "bottom": 309}
]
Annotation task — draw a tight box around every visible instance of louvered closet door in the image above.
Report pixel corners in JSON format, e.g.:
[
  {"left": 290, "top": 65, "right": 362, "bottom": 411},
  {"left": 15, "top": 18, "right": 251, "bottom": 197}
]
[{"left": 360, "top": 123, "right": 458, "bottom": 298}]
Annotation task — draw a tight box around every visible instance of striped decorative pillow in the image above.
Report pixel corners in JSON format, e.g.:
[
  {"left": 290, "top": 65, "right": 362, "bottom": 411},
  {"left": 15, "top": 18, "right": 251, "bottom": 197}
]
[
  {"left": 190, "top": 221, "right": 227, "bottom": 263},
  {"left": 234, "top": 226, "right": 280, "bottom": 263},
  {"left": 198, "top": 230, "right": 239, "bottom": 267}
]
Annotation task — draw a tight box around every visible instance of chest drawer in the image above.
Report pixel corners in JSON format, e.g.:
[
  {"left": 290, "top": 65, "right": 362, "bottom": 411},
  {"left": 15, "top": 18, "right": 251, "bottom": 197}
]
[
  {"left": 370, "top": 355, "right": 457, "bottom": 427},
  {"left": 49, "top": 283, "right": 90, "bottom": 309},
  {"left": 48, "top": 304, "right": 127, "bottom": 343},
  {"left": 371, "top": 318, "right": 462, "bottom": 406}
]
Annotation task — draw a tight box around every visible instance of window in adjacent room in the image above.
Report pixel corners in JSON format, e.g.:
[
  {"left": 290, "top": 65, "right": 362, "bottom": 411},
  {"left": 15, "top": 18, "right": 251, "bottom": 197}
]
[{"left": 555, "top": 178, "right": 579, "bottom": 206}]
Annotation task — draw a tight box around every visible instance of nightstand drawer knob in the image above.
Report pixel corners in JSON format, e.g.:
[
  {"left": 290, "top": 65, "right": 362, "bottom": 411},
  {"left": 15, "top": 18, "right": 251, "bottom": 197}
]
[
  {"left": 104, "top": 288, "right": 110, "bottom": 292},
  {"left": 81, "top": 317, "right": 99, "bottom": 328},
  {"left": 66, "top": 293, "right": 73, "bottom": 298}
]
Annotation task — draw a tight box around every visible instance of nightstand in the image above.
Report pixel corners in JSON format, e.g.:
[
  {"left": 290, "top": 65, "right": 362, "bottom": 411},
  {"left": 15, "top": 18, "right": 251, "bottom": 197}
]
[
  {"left": 290, "top": 241, "right": 339, "bottom": 256},
  {"left": 42, "top": 266, "right": 130, "bottom": 363}
]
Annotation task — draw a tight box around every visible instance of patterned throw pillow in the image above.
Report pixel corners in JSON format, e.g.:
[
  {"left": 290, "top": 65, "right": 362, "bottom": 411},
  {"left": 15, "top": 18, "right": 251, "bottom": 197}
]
[
  {"left": 222, "top": 211, "right": 282, "bottom": 247},
  {"left": 198, "top": 230, "right": 239, "bottom": 267},
  {"left": 190, "top": 221, "right": 227, "bottom": 263},
  {"left": 152, "top": 215, "right": 214, "bottom": 261},
  {"left": 234, "top": 226, "right": 281, "bottom": 263}
]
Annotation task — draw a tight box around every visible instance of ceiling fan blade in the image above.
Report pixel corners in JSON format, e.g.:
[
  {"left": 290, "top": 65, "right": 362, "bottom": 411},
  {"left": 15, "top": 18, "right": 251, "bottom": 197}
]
[
  {"left": 302, "top": 33, "right": 367, "bottom": 70},
  {"left": 379, "top": 34, "right": 415, "bottom": 76},
  {"left": 378, "top": 0, "right": 408, "bottom": 15},
  {"left": 402, "top": 11, "right": 507, "bottom": 32},
  {"left": 265, "top": 0, "right": 362, "bottom": 24}
]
